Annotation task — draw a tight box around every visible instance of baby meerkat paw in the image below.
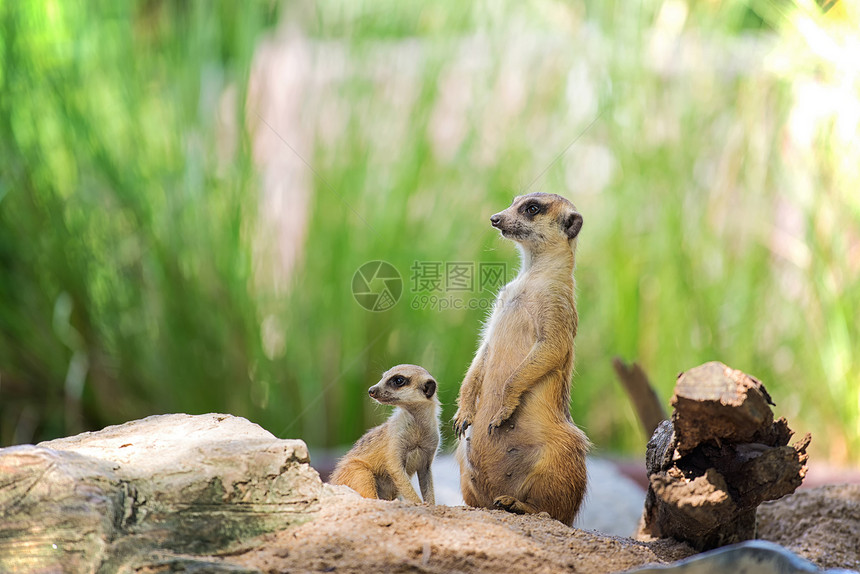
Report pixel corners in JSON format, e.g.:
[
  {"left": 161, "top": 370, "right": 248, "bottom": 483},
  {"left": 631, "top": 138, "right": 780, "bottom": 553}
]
[{"left": 452, "top": 410, "right": 473, "bottom": 437}]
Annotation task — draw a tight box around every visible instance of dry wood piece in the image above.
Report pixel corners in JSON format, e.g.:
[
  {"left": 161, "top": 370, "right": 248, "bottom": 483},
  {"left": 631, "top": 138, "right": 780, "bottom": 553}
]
[
  {"left": 637, "top": 361, "right": 811, "bottom": 551},
  {"left": 612, "top": 358, "right": 668, "bottom": 438}
]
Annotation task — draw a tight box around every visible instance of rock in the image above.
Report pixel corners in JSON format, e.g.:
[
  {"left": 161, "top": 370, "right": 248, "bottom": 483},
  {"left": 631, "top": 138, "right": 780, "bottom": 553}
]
[
  {"left": 109, "top": 551, "right": 264, "bottom": 574},
  {"left": 624, "top": 540, "right": 848, "bottom": 574},
  {"left": 42, "top": 413, "right": 322, "bottom": 554},
  {"left": 0, "top": 413, "right": 323, "bottom": 574},
  {"left": 0, "top": 446, "right": 123, "bottom": 574}
]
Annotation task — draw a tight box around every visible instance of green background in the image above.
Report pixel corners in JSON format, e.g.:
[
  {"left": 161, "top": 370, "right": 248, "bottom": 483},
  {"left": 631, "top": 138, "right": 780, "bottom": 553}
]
[{"left": 1, "top": 0, "right": 858, "bottom": 465}]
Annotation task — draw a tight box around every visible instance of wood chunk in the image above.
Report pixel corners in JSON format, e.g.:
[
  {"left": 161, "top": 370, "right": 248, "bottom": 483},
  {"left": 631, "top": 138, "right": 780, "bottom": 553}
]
[
  {"left": 646, "top": 467, "right": 758, "bottom": 549},
  {"left": 672, "top": 362, "right": 775, "bottom": 455},
  {"left": 612, "top": 358, "right": 669, "bottom": 438},
  {"left": 730, "top": 442, "right": 809, "bottom": 503},
  {"left": 638, "top": 362, "right": 810, "bottom": 551}
]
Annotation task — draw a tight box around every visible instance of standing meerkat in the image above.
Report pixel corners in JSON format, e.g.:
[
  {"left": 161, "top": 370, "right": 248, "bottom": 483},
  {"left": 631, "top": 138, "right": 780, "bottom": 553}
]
[
  {"left": 329, "top": 364, "right": 440, "bottom": 504},
  {"left": 453, "top": 192, "right": 590, "bottom": 525}
]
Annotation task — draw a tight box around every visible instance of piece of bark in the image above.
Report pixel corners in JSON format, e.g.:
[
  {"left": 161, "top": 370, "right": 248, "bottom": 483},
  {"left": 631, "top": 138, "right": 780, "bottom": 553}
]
[
  {"left": 645, "top": 420, "right": 675, "bottom": 476},
  {"left": 637, "top": 362, "right": 811, "bottom": 551},
  {"left": 612, "top": 358, "right": 668, "bottom": 437}
]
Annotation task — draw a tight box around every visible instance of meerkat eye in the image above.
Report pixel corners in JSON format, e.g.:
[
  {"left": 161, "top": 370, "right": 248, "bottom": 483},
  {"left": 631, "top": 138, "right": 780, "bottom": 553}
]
[
  {"left": 389, "top": 375, "right": 407, "bottom": 387},
  {"left": 526, "top": 203, "right": 541, "bottom": 216}
]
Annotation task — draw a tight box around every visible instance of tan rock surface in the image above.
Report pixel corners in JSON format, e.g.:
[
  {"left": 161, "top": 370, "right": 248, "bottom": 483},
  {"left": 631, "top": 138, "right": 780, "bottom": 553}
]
[{"left": 1, "top": 414, "right": 323, "bottom": 573}]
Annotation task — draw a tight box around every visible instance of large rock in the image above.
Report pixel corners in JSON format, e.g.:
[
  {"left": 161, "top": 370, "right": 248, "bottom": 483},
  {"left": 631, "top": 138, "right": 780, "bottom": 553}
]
[
  {"left": 0, "top": 446, "right": 124, "bottom": 573},
  {"left": 0, "top": 414, "right": 323, "bottom": 573}
]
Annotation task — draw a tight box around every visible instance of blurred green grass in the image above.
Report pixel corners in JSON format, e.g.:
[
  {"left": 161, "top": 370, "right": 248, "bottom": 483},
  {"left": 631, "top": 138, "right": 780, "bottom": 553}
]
[{"left": 1, "top": 0, "right": 858, "bottom": 464}]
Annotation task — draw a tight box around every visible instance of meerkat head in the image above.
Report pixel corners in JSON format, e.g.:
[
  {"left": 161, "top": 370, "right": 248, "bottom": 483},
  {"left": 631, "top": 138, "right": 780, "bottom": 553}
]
[
  {"left": 490, "top": 192, "right": 583, "bottom": 253},
  {"left": 368, "top": 364, "right": 439, "bottom": 409}
]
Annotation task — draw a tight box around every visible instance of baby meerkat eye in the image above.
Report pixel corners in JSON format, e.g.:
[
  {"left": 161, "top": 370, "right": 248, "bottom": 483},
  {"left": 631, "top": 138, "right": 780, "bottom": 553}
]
[
  {"left": 388, "top": 375, "right": 407, "bottom": 387},
  {"left": 526, "top": 203, "right": 541, "bottom": 216}
]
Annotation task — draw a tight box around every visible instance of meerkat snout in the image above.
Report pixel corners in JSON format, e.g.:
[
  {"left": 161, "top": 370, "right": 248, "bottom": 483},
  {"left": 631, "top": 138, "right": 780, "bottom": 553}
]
[{"left": 490, "top": 192, "right": 583, "bottom": 246}]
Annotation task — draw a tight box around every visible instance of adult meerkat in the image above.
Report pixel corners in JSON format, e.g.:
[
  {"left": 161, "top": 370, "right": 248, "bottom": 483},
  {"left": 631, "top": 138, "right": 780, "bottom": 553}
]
[
  {"left": 453, "top": 192, "right": 590, "bottom": 526},
  {"left": 330, "top": 364, "right": 440, "bottom": 504}
]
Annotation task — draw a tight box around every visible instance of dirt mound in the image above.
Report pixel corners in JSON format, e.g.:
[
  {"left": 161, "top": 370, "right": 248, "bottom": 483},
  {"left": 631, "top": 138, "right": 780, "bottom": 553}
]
[
  {"left": 757, "top": 484, "right": 860, "bottom": 571},
  {"left": 230, "top": 488, "right": 696, "bottom": 574}
]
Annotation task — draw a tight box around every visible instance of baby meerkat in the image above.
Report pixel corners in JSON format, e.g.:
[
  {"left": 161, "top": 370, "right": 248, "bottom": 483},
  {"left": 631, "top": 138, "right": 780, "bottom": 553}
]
[
  {"left": 453, "top": 192, "right": 590, "bottom": 526},
  {"left": 329, "top": 364, "right": 441, "bottom": 504}
]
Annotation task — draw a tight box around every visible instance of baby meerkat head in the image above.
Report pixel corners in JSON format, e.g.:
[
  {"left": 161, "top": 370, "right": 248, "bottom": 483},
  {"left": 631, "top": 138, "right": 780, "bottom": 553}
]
[
  {"left": 368, "top": 364, "right": 438, "bottom": 408},
  {"left": 490, "top": 192, "right": 583, "bottom": 252}
]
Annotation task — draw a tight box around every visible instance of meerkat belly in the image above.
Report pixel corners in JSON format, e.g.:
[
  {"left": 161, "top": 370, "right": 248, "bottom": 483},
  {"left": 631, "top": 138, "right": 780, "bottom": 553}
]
[
  {"left": 403, "top": 446, "right": 426, "bottom": 475},
  {"left": 467, "top": 378, "right": 567, "bottom": 488},
  {"left": 465, "top": 414, "right": 541, "bottom": 494},
  {"left": 477, "top": 305, "right": 536, "bottom": 415},
  {"left": 517, "top": 374, "right": 570, "bottom": 425}
]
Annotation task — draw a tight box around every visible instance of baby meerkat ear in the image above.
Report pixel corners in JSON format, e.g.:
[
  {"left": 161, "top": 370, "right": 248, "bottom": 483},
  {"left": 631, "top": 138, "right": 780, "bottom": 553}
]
[
  {"left": 422, "top": 379, "right": 437, "bottom": 399},
  {"left": 564, "top": 211, "right": 583, "bottom": 239}
]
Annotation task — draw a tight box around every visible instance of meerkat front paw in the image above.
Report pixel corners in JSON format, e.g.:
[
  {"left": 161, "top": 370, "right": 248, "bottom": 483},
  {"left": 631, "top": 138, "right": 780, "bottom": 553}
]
[
  {"left": 493, "top": 495, "right": 525, "bottom": 514},
  {"left": 453, "top": 409, "right": 473, "bottom": 437},
  {"left": 494, "top": 495, "right": 539, "bottom": 515},
  {"left": 487, "top": 406, "right": 515, "bottom": 435}
]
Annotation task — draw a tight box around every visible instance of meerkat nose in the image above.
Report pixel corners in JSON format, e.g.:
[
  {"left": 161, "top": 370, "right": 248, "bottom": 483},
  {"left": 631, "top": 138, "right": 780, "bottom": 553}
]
[
  {"left": 368, "top": 387, "right": 377, "bottom": 398},
  {"left": 490, "top": 214, "right": 502, "bottom": 227}
]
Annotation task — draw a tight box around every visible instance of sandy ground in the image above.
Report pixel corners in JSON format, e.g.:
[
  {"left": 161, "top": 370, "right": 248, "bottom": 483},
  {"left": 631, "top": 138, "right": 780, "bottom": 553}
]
[
  {"left": 757, "top": 484, "right": 860, "bottom": 571},
  {"left": 225, "top": 454, "right": 860, "bottom": 574},
  {"left": 317, "top": 453, "right": 648, "bottom": 537},
  {"left": 229, "top": 491, "right": 695, "bottom": 574}
]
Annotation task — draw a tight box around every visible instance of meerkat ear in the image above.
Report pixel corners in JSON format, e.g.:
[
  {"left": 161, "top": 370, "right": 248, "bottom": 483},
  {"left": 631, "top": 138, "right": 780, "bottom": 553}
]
[
  {"left": 564, "top": 211, "right": 583, "bottom": 239},
  {"left": 422, "top": 379, "right": 437, "bottom": 399}
]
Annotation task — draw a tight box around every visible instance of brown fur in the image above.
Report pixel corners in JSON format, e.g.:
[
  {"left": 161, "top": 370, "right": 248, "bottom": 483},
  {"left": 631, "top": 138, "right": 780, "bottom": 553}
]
[
  {"left": 330, "top": 364, "right": 440, "bottom": 504},
  {"left": 453, "top": 192, "right": 590, "bottom": 525}
]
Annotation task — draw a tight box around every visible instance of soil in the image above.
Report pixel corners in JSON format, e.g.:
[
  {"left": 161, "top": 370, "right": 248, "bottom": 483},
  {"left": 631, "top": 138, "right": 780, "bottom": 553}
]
[
  {"left": 225, "top": 482, "right": 860, "bottom": 574},
  {"left": 757, "top": 484, "right": 860, "bottom": 571},
  {"left": 228, "top": 488, "right": 696, "bottom": 574}
]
